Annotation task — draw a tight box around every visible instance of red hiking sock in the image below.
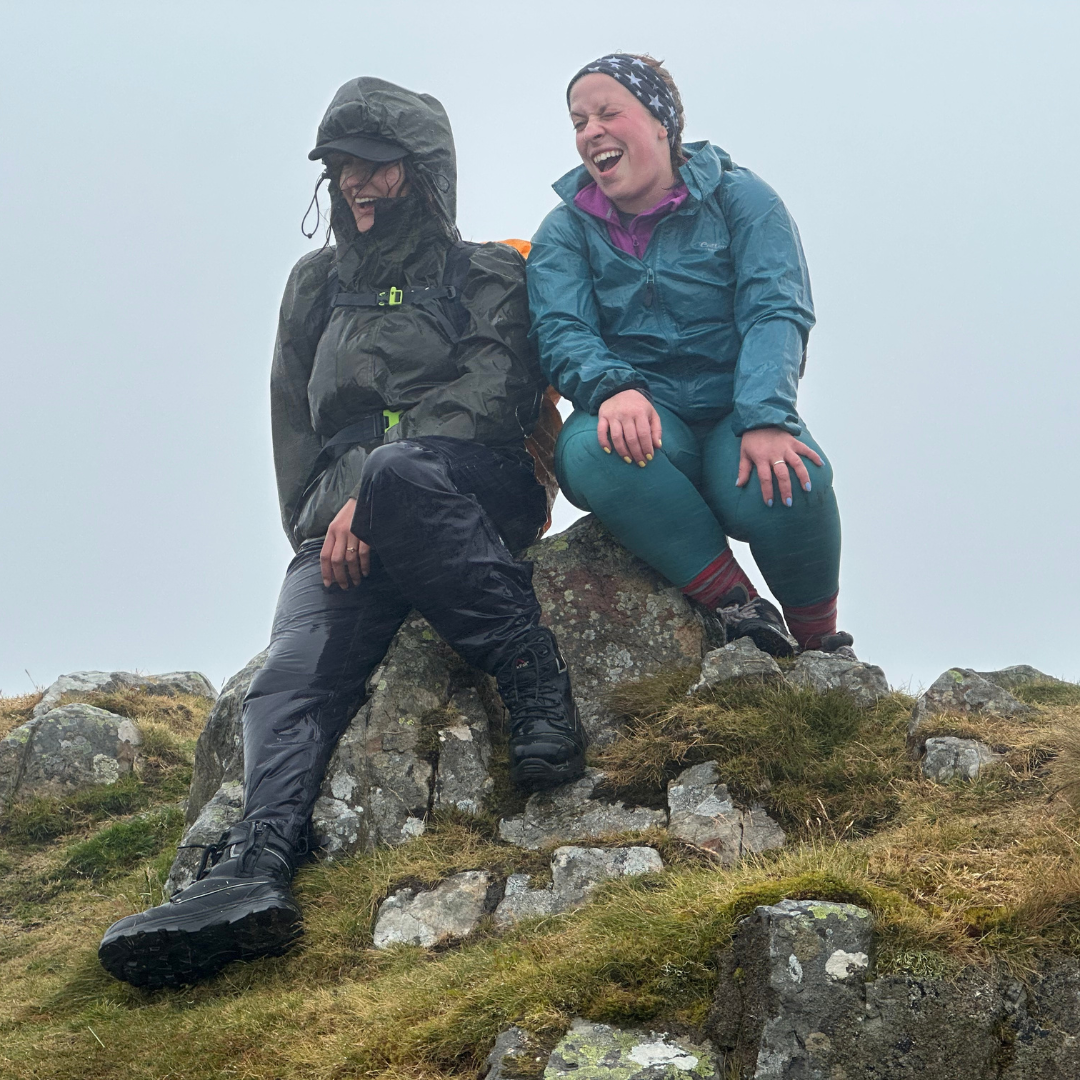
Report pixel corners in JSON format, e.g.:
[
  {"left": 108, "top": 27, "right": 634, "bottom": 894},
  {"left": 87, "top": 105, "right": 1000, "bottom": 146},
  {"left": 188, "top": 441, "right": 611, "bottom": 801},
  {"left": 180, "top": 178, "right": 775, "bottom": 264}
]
[
  {"left": 783, "top": 592, "right": 838, "bottom": 650},
  {"left": 682, "top": 550, "right": 757, "bottom": 609}
]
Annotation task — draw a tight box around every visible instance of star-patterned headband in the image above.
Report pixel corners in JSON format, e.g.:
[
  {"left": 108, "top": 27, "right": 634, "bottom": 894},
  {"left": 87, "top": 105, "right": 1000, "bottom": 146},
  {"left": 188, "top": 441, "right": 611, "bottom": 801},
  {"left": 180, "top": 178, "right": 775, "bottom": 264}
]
[{"left": 567, "top": 54, "right": 680, "bottom": 147}]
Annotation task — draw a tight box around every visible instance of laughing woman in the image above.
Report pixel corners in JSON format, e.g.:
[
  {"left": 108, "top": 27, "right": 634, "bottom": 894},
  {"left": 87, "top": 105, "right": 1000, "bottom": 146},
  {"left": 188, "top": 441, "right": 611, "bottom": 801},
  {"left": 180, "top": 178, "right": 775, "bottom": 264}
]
[{"left": 528, "top": 54, "right": 851, "bottom": 656}]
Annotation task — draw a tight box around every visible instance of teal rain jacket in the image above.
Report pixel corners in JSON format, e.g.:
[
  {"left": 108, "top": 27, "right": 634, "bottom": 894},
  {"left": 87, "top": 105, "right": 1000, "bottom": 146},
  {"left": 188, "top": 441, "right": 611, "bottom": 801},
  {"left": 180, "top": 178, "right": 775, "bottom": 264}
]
[{"left": 527, "top": 142, "right": 815, "bottom": 436}]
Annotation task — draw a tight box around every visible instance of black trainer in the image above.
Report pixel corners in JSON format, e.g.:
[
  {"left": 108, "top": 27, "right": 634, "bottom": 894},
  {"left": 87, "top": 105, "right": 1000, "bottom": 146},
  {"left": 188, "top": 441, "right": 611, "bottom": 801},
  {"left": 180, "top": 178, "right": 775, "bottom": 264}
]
[
  {"left": 495, "top": 627, "right": 587, "bottom": 792},
  {"left": 98, "top": 820, "right": 303, "bottom": 989},
  {"left": 714, "top": 584, "right": 797, "bottom": 658}
]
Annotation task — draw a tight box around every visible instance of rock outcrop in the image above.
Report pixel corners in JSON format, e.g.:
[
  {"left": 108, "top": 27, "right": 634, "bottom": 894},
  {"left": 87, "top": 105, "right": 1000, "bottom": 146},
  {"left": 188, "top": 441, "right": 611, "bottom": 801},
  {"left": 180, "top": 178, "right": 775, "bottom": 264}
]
[
  {"left": 688, "top": 639, "right": 783, "bottom": 694},
  {"left": 784, "top": 650, "right": 890, "bottom": 707},
  {"left": 494, "top": 845, "right": 663, "bottom": 927},
  {"left": 909, "top": 667, "right": 1033, "bottom": 755},
  {"left": 32, "top": 669, "right": 216, "bottom": 719},
  {"left": 667, "top": 762, "right": 784, "bottom": 863},
  {"left": 1, "top": 703, "right": 143, "bottom": 806},
  {"left": 544, "top": 1020, "right": 718, "bottom": 1080},
  {"left": 372, "top": 870, "right": 496, "bottom": 948},
  {"left": 704, "top": 900, "right": 1080, "bottom": 1079},
  {"left": 498, "top": 769, "right": 666, "bottom": 850},
  {"left": 921, "top": 736, "right": 1001, "bottom": 783}
]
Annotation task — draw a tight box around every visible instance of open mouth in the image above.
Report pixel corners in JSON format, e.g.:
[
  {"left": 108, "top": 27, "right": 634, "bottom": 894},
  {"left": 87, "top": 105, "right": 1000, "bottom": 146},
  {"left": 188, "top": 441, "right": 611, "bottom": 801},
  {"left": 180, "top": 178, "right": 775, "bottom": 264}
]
[
  {"left": 592, "top": 149, "right": 623, "bottom": 173},
  {"left": 353, "top": 196, "right": 377, "bottom": 209}
]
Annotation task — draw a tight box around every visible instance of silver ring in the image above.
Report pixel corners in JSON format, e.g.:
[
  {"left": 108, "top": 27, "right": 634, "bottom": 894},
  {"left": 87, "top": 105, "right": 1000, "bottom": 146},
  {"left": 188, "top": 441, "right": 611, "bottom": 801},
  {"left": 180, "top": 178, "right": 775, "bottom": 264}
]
[
  {"left": 346, "top": 546, "right": 357, "bottom": 553},
  {"left": 772, "top": 459, "right": 786, "bottom": 466}
]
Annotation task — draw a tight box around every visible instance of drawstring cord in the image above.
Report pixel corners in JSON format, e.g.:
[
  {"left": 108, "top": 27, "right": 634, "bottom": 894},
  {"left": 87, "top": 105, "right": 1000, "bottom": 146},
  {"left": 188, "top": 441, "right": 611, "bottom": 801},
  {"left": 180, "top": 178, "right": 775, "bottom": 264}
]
[{"left": 301, "top": 172, "right": 330, "bottom": 240}]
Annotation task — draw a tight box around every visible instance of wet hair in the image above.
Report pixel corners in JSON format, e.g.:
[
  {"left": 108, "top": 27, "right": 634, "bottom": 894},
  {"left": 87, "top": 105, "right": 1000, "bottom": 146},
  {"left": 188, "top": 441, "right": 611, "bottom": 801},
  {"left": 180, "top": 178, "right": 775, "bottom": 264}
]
[
  {"left": 622, "top": 53, "right": 686, "bottom": 168},
  {"left": 303, "top": 153, "right": 458, "bottom": 244}
]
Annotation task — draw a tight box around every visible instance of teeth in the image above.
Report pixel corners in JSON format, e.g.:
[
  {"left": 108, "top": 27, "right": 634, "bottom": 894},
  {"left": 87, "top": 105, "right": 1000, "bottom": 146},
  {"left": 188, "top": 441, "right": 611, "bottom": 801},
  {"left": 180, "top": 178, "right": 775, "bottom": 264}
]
[{"left": 592, "top": 149, "right": 622, "bottom": 164}]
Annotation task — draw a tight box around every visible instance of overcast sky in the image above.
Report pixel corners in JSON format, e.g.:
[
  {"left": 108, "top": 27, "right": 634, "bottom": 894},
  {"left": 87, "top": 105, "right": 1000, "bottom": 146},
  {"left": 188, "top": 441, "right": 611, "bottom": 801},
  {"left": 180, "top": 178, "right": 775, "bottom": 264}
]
[{"left": 1, "top": 1, "right": 1077, "bottom": 697}]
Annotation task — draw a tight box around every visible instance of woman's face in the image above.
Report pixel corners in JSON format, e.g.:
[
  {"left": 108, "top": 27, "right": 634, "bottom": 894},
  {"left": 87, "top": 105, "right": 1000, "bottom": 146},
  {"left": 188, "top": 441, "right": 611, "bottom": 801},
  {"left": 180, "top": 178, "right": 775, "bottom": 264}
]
[
  {"left": 569, "top": 73, "right": 673, "bottom": 214},
  {"left": 337, "top": 158, "right": 408, "bottom": 233}
]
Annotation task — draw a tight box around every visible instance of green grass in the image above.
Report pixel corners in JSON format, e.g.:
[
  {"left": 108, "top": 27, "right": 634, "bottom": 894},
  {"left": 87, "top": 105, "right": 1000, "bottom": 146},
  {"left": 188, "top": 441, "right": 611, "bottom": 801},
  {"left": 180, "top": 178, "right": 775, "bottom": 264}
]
[
  {"left": 60, "top": 807, "right": 185, "bottom": 882},
  {"left": 1013, "top": 679, "right": 1080, "bottom": 707}
]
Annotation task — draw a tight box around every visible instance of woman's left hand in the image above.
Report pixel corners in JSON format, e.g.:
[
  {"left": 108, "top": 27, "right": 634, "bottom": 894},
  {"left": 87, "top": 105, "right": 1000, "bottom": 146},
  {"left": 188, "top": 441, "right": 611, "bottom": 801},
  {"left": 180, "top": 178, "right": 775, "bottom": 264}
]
[
  {"left": 320, "top": 498, "right": 369, "bottom": 588},
  {"left": 736, "top": 427, "right": 823, "bottom": 507}
]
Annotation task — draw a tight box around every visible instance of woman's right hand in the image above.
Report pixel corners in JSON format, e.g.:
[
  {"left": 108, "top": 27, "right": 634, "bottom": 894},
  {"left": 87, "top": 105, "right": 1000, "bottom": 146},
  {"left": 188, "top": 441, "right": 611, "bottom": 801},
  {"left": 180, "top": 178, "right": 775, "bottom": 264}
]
[
  {"left": 320, "top": 498, "right": 370, "bottom": 589},
  {"left": 597, "top": 389, "right": 662, "bottom": 466}
]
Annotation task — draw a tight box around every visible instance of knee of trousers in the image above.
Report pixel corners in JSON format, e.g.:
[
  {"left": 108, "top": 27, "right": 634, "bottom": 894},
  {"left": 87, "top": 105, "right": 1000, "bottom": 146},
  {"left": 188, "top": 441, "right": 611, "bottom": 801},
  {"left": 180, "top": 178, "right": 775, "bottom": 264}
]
[
  {"left": 359, "top": 440, "right": 446, "bottom": 503},
  {"left": 553, "top": 428, "right": 613, "bottom": 511}
]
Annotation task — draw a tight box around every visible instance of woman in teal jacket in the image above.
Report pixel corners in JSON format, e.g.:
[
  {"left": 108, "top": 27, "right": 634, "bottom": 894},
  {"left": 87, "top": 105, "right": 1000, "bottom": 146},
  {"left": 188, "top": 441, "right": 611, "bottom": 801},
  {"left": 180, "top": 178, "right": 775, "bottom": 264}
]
[{"left": 528, "top": 53, "right": 849, "bottom": 655}]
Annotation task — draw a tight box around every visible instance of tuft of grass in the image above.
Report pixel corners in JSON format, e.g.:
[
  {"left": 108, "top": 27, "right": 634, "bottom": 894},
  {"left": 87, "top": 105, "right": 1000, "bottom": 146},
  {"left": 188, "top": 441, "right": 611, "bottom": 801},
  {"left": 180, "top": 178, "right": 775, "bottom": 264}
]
[
  {"left": 60, "top": 807, "right": 184, "bottom": 882},
  {"left": 597, "top": 675, "right": 913, "bottom": 839},
  {"left": 60, "top": 686, "right": 211, "bottom": 740},
  {"left": 1013, "top": 679, "right": 1080, "bottom": 708},
  {"left": 0, "top": 692, "right": 42, "bottom": 740}
]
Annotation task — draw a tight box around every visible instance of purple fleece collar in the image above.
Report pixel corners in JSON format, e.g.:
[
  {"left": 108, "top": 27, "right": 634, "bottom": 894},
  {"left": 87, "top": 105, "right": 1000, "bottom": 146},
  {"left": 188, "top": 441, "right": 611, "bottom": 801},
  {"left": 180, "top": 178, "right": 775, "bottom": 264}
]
[{"left": 574, "top": 180, "right": 688, "bottom": 257}]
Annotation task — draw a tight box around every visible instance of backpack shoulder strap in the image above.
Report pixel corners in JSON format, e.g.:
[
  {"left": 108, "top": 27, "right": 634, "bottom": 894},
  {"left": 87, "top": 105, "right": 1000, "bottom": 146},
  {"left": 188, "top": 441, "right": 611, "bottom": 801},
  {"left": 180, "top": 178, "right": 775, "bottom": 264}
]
[{"left": 438, "top": 240, "right": 480, "bottom": 343}]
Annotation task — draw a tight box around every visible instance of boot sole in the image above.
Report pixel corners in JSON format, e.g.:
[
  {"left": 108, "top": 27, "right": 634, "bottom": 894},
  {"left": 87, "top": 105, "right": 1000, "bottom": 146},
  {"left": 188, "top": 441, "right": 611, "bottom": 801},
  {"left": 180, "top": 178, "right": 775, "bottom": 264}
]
[
  {"left": 98, "top": 901, "right": 303, "bottom": 989},
  {"left": 511, "top": 752, "right": 586, "bottom": 793},
  {"left": 741, "top": 625, "right": 795, "bottom": 659}
]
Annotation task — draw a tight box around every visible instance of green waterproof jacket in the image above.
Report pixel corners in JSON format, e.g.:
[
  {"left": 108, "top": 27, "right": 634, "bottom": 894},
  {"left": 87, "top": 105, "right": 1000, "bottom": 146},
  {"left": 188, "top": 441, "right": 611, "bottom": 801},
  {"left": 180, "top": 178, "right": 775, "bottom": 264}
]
[
  {"left": 272, "top": 78, "right": 543, "bottom": 549},
  {"left": 527, "top": 142, "right": 815, "bottom": 435}
]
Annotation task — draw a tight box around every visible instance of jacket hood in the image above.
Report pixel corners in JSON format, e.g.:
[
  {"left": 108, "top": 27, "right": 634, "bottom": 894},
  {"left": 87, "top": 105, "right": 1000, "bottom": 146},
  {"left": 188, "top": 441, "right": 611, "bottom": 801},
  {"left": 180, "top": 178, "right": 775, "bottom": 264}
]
[
  {"left": 551, "top": 141, "right": 733, "bottom": 209},
  {"left": 316, "top": 77, "right": 457, "bottom": 225}
]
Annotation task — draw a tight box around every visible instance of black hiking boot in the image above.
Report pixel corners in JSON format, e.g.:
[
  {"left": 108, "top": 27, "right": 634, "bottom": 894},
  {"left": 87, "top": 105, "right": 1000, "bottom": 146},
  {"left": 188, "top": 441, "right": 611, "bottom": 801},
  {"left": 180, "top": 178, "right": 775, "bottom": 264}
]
[
  {"left": 495, "top": 627, "right": 587, "bottom": 793},
  {"left": 98, "top": 820, "right": 303, "bottom": 989},
  {"left": 819, "top": 631, "right": 857, "bottom": 659},
  {"left": 714, "top": 584, "right": 797, "bottom": 658}
]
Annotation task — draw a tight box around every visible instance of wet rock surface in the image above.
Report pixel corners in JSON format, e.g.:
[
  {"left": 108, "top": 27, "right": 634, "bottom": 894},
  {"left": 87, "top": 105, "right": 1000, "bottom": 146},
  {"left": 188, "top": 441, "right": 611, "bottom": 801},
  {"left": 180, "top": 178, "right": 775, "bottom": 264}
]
[
  {"left": 483, "top": 1026, "right": 533, "bottom": 1080},
  {"left": 921, "top": 736, "right": 1001, "bottom": 783},
  {"left": 708, "top": 900, "right": 1080, "bottom": 1078},
  {"left": 498, "top": 769, "right": 666, "bottom": 850},
  {"left": 528, "top": 515, "right": 712, "bottom": 745},
  {"left": 688, "top": 639, "right": 782, "bottom": 695},
  {"left": 433, "top": 688, "right": 494, "bottom": 816},
  {"left": 185, "top": 650, "right": 267, "bottom": 822},
  {"left": 372, "top": 870, "right": 495, "bottom": 948},
  {"left": 32, "top": 669, "right": 216, "bottom": 720},
  {"left": 165, "top": 780, "right": 244, "bottom": 895},
  {"left": 667, "top": 762, "right": 784, "bottom": 864},
  {"left": 909, "top": 667, "right": 1033, "bottom": 754},
  {"left": 783, "top": 650, "right": 890, "bottom": 707},
  {"left": 545, "top": 1019, "right": 718, "bottom": 1080},
  {"left": 494, "top": 845, "right": 662, "bottom": 927},
  {"left": 0, "top": 703, "right": 143, "bottom": 805}
]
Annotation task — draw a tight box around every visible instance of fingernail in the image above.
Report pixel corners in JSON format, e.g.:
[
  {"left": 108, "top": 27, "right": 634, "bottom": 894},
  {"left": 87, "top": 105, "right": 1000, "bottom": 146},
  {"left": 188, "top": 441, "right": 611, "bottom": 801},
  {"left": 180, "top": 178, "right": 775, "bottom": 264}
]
[
  {"left": 623, "top": 456, "right": 632, "bottom": 464},
  {"left": 656, "top": 439, "right": 662, "bottom": 447},
  {"left": 767, "top": 499, "right": 773, "bottom": 507},
  {"left": 638, "top": 460, "right": 646, "bottom": 468},
  {"left": 603, "top": 446, "right": 611, "bottom": 454},
  {"left": 804, "top": 481, "right": 812, "bottom": 492},
  {"left": 785, "top": 497, "right": 793, "bottom": 507},
  {"left": 646, "top": 453, "right": 653, "bottom": 461}
]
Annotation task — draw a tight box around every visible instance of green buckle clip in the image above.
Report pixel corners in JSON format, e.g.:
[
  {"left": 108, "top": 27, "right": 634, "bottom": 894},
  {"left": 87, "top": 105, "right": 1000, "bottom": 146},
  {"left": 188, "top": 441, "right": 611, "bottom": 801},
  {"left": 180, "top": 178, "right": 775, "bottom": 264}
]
[
  {"left": 376, "top": 287, "right": 404, "bottom": 307},
  {"left": 383, "top": 409, "right": 401, "bottom": 429},
  {"left": 387, "top": 287, "right": 403, "bottom": 306}
]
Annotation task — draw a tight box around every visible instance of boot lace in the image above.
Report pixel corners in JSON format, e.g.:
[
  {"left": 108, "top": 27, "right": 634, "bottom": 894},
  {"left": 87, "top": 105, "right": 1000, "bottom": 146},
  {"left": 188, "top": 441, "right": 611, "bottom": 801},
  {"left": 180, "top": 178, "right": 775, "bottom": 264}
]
[
  {"left": 178, "top": 821, "right": 279, "bottom": 881},
  {"left": 500, "top": 642, "right": 571, "bottom": 740}
]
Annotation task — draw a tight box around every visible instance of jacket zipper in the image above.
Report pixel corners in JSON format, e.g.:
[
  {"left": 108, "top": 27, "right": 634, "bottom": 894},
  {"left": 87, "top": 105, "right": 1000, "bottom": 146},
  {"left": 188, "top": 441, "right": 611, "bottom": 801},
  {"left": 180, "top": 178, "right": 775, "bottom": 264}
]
[{"left": 643, "top": 267, "right": 655, "bottom": 308}]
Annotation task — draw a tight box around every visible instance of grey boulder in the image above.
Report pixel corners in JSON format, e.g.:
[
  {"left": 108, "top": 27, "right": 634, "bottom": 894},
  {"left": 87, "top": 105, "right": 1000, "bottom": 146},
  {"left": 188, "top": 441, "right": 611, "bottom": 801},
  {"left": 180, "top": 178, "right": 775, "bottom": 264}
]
[
  {"left": 921, "top": 736, "right": 1001, "bottom": 783},
  {"left": 494, "top": 845, "right": 663, "bottom": 927},
  {"left": 33, "top": 669, "right": 216, "bottom": 719},
  {"left": 498, "top": 769, "right": 666, "bottom": 850},
  {"left": 909, "top": 667, "right": 1033, "bottom": 755},
  {"left": 372, "top": 870, "right": 494, "bottom": 948},
  {"left": 432, "top": 688, "right": 494, "bottom": 816},
  {"left": 546, "top": 1019, "right": 718, "bottom": 1080},
  {"left": 688, "top": 639, "right": 782, "bottom": 695},
  {"left": 976, "top": 665, "right": 1060, "bottom": 691},
  {"left": 528, "top": 515, "right": 713, "bottom": 745},
  {"left": 1, "top": 703, "right": 142, "bottom": 805},
  {"left": 667, "top": 762, "right": 784, "bottom": 864},
  {"left": 783, "top": 650, "right": 889, "bottom": 707}
]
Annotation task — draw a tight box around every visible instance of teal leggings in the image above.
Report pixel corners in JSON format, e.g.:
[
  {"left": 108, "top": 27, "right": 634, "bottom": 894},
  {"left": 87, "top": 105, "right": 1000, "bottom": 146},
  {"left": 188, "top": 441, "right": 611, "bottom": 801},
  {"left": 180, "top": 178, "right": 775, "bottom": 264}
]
[{"left": 554, "top": 405, "right": 841, "bottom": 607}]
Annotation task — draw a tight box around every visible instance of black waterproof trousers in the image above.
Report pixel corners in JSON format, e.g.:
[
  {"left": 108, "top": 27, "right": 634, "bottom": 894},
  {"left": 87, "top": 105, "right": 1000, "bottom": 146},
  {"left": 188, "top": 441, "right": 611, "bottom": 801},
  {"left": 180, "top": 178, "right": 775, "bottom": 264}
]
[{"left": 242, "top": 437, "right": 548, "bottom": 849}]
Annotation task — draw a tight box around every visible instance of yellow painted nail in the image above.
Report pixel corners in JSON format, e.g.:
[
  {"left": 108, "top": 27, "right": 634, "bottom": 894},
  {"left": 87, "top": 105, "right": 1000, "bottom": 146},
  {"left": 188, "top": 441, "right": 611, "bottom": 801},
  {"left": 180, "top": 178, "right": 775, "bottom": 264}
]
[
  {"left": 603, "top": 446, "right": 611, "bottom": 454},
  {"left": 638, "top": 460, "right": 646, "bottom": 467},
  {"left": 646, "top": 453, "right": 653, "bottom": 461},
  {"left": 623, "top": 456, "right": 632, "bottom": 464}
]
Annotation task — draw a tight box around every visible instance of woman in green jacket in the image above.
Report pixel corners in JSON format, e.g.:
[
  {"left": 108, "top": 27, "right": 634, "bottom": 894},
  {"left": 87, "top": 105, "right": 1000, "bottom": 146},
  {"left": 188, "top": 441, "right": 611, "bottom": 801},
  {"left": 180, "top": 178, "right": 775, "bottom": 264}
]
[{"left": 528, "top": 54, "right": 850, "bottom": 656}]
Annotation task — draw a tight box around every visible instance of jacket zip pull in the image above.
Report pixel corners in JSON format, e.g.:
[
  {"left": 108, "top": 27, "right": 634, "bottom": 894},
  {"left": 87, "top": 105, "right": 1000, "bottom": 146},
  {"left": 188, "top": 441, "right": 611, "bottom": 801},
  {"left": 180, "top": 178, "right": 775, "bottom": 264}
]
[{"left": 643, "top": 268, "right": 654, "bottom": 308}]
